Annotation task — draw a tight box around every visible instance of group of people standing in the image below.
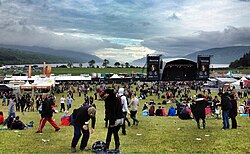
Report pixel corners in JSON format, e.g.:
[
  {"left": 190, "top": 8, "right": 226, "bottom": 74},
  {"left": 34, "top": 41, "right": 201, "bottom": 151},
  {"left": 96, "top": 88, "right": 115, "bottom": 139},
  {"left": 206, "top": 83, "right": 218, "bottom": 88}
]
[{"left": 191, "top": 91, "right": 238, "bottom": 130}]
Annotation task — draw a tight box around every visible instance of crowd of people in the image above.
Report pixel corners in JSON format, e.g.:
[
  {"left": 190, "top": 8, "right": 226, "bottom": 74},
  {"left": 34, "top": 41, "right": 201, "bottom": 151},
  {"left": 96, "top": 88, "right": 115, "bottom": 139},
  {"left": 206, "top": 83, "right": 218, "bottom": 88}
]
[{"left": 1, "top": 80, "right": 250, "bottom": 153}]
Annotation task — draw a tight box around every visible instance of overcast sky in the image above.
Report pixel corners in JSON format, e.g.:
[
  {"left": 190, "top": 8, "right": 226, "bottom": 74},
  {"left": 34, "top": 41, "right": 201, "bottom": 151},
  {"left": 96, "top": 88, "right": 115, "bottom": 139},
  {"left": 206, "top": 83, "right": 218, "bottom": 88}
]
[{"left": 0, "top": 0, "right": 250, "bottom": 62}]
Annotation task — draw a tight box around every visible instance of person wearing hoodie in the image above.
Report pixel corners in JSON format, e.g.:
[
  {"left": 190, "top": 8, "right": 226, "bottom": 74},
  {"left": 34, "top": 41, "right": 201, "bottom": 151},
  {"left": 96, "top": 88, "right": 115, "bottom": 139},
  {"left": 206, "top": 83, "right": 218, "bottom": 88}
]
[
  {"left": 3, "top": 96, "right": 16, "bottom": 126},
  {"left": 118, "top": 88, "right": 131, "bottom": 135},
  {"left": 103, "top": 88, "right": 124, "bottom": 152}
]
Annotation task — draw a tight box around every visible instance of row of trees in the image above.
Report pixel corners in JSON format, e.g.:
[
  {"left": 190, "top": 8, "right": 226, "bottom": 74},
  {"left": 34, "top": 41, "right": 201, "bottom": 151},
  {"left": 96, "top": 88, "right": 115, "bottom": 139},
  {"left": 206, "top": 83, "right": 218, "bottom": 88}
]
[
  {"left": 230, "top": 51, "right": 250, "bottom": 68},
  {"left": 66, "top": 59, "right": 132, "bottom": 68}
]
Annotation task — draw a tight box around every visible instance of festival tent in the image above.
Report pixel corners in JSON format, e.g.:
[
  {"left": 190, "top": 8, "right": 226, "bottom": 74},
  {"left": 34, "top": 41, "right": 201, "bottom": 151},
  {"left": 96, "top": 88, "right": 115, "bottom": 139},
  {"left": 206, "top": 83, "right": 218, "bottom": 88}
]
[
  {"left": 19, "top": 81, "right": 33, "bottom": 90},
  {"left": 110, "top": 74, "right": 121, "bottom": 79},
  {"left": 215, "top": 77, "right": 237, "bottom": 89},
  {"left": 230, "top": 76, "right": 248, "bottom": 89},
  {"left": 0, "top": 84, "right": 12, "bottom": 92}
]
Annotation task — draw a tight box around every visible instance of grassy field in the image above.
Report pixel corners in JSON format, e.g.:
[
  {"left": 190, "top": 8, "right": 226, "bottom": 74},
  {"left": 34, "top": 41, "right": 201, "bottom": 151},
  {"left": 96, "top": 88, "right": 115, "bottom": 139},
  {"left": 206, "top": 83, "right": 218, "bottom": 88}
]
[
  {"left": 51, "top": 68, "right": 144, "bottom": 76},
  {"left": 0, "top": 88, "right": 250, "bottom": 153}
]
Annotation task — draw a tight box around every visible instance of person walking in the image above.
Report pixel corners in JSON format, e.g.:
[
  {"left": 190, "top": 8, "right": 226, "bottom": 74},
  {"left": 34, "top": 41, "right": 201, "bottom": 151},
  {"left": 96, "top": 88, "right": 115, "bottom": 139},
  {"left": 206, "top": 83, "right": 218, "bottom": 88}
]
[
  {"left": 36, "top": 95, "right": 60, "bottom": 133},
  {"left": 191, "top": 94, "right": 208, "bottom": 129},
  {"left": 129, "top": 94, "right": 139, "bottom": 126},
  {"left": 71, "top": 105, "right": 96, "bottom": 153},
  {"left": 103, "top": 88, "right": 123, "bottom": 152},
  {"left": 60, "top": 95, "right": 66, "bottom": 112},
  {"left": 229, "top": 93, "right": 238, "bottom": 129},
  {"left": 66, "top": 95, "right": 73, "bottom": 111},
  {"left": 118, "top": 88, "right": 130, "bottom": 135}
]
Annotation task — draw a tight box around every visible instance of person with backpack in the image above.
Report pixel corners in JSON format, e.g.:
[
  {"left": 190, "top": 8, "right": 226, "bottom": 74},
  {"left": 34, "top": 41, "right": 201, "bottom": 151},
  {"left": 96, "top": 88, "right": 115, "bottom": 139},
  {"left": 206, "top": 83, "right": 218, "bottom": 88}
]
[
  {"left": 71, "top": 105, "right": 96, "bottom": 153},
  {"left": 118, "top": 88, "right": 131, "bottom": 135},
  {"left": 103, "top": 88, "right": 124, "bottom": 152}
]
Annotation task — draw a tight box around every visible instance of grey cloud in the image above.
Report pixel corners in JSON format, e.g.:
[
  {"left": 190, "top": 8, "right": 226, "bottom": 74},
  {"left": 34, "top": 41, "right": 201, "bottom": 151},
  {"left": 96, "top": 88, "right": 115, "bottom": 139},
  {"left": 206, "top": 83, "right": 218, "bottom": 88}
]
[
  {"left": 142, "top": 26, "right": 250, "bottom": 56},
  {"left": 167, "top": 13, "right": 181, "bottom": 20},
  {"left": 0, "top": 19, "right": 122, "bottom": 53}
]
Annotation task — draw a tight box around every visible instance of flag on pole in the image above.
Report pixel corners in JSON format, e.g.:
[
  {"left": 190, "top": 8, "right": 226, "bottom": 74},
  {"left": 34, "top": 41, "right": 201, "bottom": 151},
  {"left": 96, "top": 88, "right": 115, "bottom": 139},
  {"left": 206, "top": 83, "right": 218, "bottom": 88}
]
[{"left": 46, "top": 64, "right": 52, "bottom": 77}]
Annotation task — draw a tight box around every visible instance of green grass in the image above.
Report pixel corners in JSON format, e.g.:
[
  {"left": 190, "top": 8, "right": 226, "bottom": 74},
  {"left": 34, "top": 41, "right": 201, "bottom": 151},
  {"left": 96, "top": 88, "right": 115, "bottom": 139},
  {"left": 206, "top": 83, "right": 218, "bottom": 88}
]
[
  {"left": 51, "top": 67, "right": 143, "bottom": 76},
  {"left": 0, "top": 88, "right": 250, "bottom": 153}
]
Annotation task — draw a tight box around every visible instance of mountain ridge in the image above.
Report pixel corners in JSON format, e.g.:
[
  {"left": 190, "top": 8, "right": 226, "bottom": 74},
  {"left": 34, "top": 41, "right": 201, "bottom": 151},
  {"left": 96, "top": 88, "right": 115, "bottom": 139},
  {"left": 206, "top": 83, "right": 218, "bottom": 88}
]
[
  {"left": 132, "top": 46, "right": 250, "bottom": 64},
  {"left": 0, "top": 44, "right": 103, "bottom": 64}
]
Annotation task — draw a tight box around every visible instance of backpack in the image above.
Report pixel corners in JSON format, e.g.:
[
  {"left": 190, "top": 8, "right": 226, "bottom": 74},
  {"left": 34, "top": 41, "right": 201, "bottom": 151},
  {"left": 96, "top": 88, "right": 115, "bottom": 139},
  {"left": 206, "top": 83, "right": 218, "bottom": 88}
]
[
  {"left": 116, "top": 95, "right": 123, "bottom": 110},
  {"left": 72, "top": 108, "right": 80, "bottom": 121},
  {"left": 91, "top": 141, "right": 106, "bottom": 153}
]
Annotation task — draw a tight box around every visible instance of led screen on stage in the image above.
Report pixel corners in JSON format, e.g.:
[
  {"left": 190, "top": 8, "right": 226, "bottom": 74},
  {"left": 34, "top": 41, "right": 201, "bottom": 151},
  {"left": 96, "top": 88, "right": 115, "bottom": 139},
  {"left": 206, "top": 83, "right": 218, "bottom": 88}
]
[
  {"left": 147, "top": 55, "right": 160, "bottom": 81},
  {"left": 197, "top": 56, "right": 210, "bottom": 80}
]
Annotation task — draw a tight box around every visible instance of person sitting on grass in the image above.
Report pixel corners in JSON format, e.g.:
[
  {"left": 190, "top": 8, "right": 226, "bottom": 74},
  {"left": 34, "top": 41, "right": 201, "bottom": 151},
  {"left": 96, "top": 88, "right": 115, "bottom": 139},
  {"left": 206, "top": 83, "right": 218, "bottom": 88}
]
[
  {"left": 10, "top": 116, "right": 27, "bottom": 130},
  {"left": 155, "top": 106, "right": 163, "bottom": 116},
  {"left": 178, "top": 105, "right": 192, "bottom": 120},
  {"left": 167, "top": 105, "right": 176, "bottom": 116}
]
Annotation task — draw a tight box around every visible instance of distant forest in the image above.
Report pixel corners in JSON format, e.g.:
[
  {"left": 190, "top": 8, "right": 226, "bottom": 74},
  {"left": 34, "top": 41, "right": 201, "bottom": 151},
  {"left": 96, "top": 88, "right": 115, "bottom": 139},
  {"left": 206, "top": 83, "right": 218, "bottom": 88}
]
[
  {"left": 230, "top": 51, "right": 250, "bottom": 68},
  {"left": 0, "top": 48, "right": 72, "bottom": 65}
]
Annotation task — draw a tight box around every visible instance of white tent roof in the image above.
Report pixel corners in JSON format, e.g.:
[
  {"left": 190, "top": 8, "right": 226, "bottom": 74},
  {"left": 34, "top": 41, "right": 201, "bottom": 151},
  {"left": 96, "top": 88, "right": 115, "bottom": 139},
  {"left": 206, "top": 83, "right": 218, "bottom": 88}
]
[
  {"left": 55, "top": 75, "right": 91, "bottom": 81},
  {"left": 110, "top": 74, "right": 121, "bottom": 79},
  {"left": 240, "top": 76, "right": 248, "bottom": 81},
  {"left": 4, "top": 76, "right": 35, "bottom": 81},
  {"left": 215, "top": 77, "right": 237, "bottom": 83}
]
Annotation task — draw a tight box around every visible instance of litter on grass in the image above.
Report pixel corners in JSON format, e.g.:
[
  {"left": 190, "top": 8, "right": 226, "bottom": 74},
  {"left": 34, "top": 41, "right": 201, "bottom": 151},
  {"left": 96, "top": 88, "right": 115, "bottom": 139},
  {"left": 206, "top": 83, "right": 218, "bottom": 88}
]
[{"left": 196, "top": 138, "right": 202, "bottom": 141}]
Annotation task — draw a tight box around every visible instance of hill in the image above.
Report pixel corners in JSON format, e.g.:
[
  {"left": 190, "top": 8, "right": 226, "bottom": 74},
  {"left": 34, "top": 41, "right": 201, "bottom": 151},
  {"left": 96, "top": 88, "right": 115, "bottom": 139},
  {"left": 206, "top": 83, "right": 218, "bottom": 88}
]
[
  {"left": 0, "top": 47, "right": 74, "bottom": 65},
  {"left": 0, "top": 44, "right": 103, "bottom": 64},
  {"left": 183, "top": 46, "right": 250, "bottom": 64}
]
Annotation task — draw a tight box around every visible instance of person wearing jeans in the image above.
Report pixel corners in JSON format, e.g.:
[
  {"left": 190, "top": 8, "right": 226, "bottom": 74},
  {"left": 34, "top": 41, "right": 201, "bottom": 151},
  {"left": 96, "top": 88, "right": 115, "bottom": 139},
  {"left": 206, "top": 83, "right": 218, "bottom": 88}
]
[
  {"left": 71, "top": 105, "right": 96, "bottom": 153},
  {"left": 219, "top": 92, "right": 231, "bottom": 129},
  {"left": 222, "top": 110, "right": 230, "bottom": 129}
]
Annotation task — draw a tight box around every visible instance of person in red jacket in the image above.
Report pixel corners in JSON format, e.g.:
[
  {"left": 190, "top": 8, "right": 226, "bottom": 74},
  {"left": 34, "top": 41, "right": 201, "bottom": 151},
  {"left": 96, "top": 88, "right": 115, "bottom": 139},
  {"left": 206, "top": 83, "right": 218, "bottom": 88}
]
[
  {"left": 36, "top": 95, "right": 60, "bottom": 133},
  {"left": 0, "top": 111, "right": 4, "bottom": 124}
]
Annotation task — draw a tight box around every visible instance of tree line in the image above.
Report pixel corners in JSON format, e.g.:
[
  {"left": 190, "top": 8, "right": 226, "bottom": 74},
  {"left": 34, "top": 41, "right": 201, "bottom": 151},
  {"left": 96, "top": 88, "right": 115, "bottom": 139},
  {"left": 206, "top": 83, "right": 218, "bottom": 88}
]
[{"left": 229, "top": 51, "right": 250, "bottom": 68}]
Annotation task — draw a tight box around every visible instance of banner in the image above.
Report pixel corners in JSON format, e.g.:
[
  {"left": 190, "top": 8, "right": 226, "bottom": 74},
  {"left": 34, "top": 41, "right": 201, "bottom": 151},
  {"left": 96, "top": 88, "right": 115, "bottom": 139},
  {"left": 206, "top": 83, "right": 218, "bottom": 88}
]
[
  {"left": 28, "top": 65, "right": 32, "bottom": 78},
  {"left": 43, "top": 62, "right": 46, "bottom": 75},
  {"left": 46, "top": 64, "right": 52, "bottom": 77}
]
